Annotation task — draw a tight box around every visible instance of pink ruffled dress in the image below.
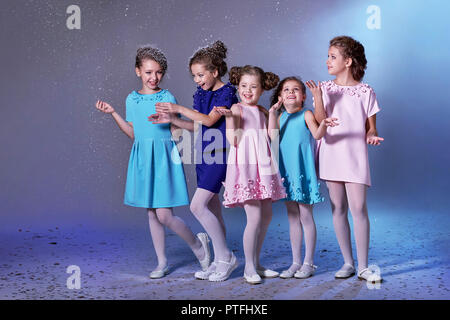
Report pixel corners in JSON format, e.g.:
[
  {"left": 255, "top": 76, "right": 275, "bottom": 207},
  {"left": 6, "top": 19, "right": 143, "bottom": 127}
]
[{"left": 222, "top": 104, "right": 286, "bottom": 208}]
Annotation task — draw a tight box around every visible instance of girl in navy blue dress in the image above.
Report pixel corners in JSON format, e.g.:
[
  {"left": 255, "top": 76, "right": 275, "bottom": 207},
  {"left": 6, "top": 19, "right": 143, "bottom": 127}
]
[{"left": 151, "top": 41, "right": 239, "bottom": 281}]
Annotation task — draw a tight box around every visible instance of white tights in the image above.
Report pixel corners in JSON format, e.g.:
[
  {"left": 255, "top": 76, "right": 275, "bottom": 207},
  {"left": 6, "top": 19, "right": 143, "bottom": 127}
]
[
  {"left": 147, "top": 207, "right": 204, "bottom": 271},
  {"left": 190, "top": 188, "right": 232, "bottom": 273},
  {"left": 242, "top": 199, "right": 273, "bottom": 276},
  {"left": 285, "top": 201, "right": 316, "bottom": 270},
  {"left": 326, "top": 181, "right": 370, "bottom": 271}
]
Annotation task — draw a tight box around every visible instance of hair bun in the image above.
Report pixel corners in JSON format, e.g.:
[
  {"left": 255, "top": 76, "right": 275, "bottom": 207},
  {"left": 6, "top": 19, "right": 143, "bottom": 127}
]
[
  {"left": 263, "top": 72, "right": 280, "bottom": 90},
  {"left": 228, "top": 66, "right": 242, "bottom": 85},
  {"left": 210, "top": 40, "right": 227, "bottom": 59}
]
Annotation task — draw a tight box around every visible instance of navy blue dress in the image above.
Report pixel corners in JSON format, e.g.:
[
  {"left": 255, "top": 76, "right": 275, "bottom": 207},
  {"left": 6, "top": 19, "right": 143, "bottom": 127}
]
[{"left": 193, "top": 82, "right": 239, "bottom": 193}]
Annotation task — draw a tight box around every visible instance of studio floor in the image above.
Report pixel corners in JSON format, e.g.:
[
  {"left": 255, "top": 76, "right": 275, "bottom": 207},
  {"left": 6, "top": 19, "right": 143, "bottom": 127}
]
[{"left": 0, "top": 205, "right": 448, "bottom": 300}]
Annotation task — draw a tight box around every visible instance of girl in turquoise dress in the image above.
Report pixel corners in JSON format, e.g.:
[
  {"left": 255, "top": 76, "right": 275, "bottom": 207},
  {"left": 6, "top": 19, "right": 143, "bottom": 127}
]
[
  {"left": 268, "top": 76, "right": 338, "bottom": 279},
  {"left": 95, "top": 46, "right": 211, "bottom": 279}
]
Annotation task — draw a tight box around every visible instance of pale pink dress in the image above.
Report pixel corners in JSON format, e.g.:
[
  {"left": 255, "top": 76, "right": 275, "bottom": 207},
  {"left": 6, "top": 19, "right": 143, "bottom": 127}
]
[
  {"left": 316, "top": 81, "right": 380, "bottom": 186},
  {"left": 223, "top": 104, "right": 286, "bottom": 208}
]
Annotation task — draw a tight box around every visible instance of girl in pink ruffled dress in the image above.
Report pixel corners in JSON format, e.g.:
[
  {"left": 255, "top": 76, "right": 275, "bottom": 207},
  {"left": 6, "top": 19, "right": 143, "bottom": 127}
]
[{"left": 214, "top": 65, "right": 286, "bottom": 284}]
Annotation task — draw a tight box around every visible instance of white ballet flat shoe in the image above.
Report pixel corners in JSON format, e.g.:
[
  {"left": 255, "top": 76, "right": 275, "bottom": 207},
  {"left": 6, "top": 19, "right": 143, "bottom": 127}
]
[
  {"left": 334, "top": 263, "right": 356, "bottom": 279},
  {"left": 208, "top": 252, "right": 238, "bottom": 282},
  {"left": 294, "top": 263, "right": 317, "bottom": 279},
  {"left": 196, "top": 232, "right": 211, "bottom": 271},
  {"left": 243, "top": 272, "right": 262, "bottom": 285},
  {"left": 256, "top": 267, "right": 279, "bottom": 278},
  {"left": 149, "top": 266, "right": 169, "bottom": 279},
  {"left": 357, "top": 268, "right": 383, "bottom": 283},
  {"left": 279, "top": 262, "right": 301, "bottom": 279},
  {"left": 195, "top": 262, "right": 216, "bottom": 280}
]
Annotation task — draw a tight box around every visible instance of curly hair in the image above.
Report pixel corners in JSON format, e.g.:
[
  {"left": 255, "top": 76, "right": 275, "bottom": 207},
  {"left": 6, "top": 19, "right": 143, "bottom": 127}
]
[
  {"left": 135, "top": 46, "right": 168, "bottom": 75},
  {"left": 229, "top": 65, "right": 279, "bottom": 90},
  {"left": 270, "top": 76, "right": 306, "bottom": 109},
  {"left": 189, "top": 40, "right": 228, "bottom": 77},
  {"left": 330, "top": 36, "right": 367, "bottom": 81}
]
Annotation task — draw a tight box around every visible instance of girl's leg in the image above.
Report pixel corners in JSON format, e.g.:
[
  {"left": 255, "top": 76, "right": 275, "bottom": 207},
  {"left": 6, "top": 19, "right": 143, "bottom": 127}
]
[
  {"left": 255, "top": 199, "right": 273, "bottom": 270},
  {"left": 147, "top": 209, "right": 167, "bottom": 271},
  {"left": 155, "top": 207, "right": 205, "bottom": 262},
  {"left": 242, "top": 200, "right": 262, "bottom": 276},
  {"left": 207, "top": 193, "right": 227, "bottom": 238},
  {"left": 283, "top": 201, "right": 303, "bottom": 273},
  {"left": 326, "top": 181, "right": 354, "bottom": 266},
  {"left": 190, "top": 188, "right": 232, "bottom": 272},
  {"left": 344, "top": 182, "right": 369, "bottom": 271},
  {"left": 296, "top": 203, "right": 317, "bottom": 275},
  {"left": 298, "top": 203, "right": 316, "bottom": 265}
]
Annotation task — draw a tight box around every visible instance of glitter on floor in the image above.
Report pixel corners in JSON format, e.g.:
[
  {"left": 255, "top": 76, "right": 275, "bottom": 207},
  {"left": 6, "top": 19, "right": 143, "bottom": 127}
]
[{"left": 0, "top": 205, "right": 448, "bottom": 300}]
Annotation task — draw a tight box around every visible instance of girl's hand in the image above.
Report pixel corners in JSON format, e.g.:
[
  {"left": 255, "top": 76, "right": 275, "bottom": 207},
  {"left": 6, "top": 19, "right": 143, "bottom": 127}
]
[
  {"left": 213, "top": 106, "right": 233, "bottom": 117},
  {"left": 96, "top": 100, "right": 115, "bottom": 114},
  {"left": 155, "top": 102, "right": 179, "bottom": 114},
  {"left": 305, "top": 80, "right": 322, "bottom": 96},
  {"left": 269, "top": 97, "right": 283, "bottom": 114},
  {"left": 366, "top": 132, "right": 384, "bottom": 145},
  {"left": 323, "top": 117, "right": 339, "bottom": 127},
  {"left": 148, "top": 112, "right": 173, "bottom": 124}
]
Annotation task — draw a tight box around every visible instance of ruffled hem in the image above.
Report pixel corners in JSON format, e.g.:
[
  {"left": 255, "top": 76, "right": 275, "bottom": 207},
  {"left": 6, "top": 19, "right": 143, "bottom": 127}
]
[
  {"left": 222, "top": 177, "right": 287, "bottom": 208},
  {"left": 282, "top": 174, "right": 324, "bottom": 204}
]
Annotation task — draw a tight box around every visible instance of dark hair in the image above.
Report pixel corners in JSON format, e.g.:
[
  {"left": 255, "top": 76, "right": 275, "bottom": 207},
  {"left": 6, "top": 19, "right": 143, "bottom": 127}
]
[
  {"left": 270, "top": 76, "right": 306, "bottom": 109},
  {"left": 135, "top": 46, "right": 168, "bottom": 75},
  {"left": 189, "top": 40, "right": 228, "bottom": 77},
  {"left": 229, "top": 65, "right": 279, "bottom": 90},
  {"left": 329, "top": 36, "right": 367, "bottom": 81}
]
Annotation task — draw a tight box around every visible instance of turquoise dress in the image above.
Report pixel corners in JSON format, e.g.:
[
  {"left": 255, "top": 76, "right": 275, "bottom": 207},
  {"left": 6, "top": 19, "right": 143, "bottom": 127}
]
[
  {"left": 279, "top": 108, "right": 324, "bottom": 204},
  {"left": 124, "top": 89, "right": 189, "bottom": 208}
]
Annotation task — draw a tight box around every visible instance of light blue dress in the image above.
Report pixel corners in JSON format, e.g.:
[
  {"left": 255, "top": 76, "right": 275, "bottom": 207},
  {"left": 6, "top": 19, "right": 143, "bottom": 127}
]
[
  {"left": 279, "top": 108, "right": 324, "bottom": 204},
  {"left": 124, "top": 89, "right": 189, "bottom": 208}
]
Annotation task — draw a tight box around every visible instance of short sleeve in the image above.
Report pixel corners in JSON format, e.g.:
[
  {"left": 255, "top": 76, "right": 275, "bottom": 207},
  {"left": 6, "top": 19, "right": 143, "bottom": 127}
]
[
  {"left": 125, "top": 94, "right": 133, "bottom": 122},
  {"left": 367, "top": 89, "right": 380, "bottom": 117},
  {"left": 165, "top": 90, "right": 178, "bottom": 104},
  {"left": 312, "top": 82, "right": 329, "bottom": 116},
  {"left": 192, "top": 89, "right": 201, "bottom": 111},
  {"left": 215, "top": 85, "right": 238, "bottom": 108}
]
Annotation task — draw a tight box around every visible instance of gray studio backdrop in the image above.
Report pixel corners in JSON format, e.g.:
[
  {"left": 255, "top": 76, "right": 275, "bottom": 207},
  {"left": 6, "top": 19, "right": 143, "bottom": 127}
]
[{"left": 1, "top": 0, "right": 449, "bottom": 231}]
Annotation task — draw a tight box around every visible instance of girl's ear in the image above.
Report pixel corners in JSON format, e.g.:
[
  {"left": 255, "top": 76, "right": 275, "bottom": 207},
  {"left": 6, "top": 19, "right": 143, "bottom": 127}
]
[
  {"left": 213, "top": 69, "right": 219, "bottom": 78},
  {"left": 135, "top": 67, "right": 141, "bottom": 77},
  {"left": 345, "top": 57, "right": 353, "bottom": 68}
]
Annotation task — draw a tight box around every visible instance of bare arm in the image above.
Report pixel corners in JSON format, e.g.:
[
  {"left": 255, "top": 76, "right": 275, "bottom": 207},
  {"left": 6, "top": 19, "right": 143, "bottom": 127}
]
[
  {"left": 268, "top": 98, "right": 283, "bottom": 141},
  {"left": 96, "top": 100, "right": 134, "bottom": 139},
  {"left": 365, "top": 114, "right": 384, "bottom": 145},
  {"left": 214, "top": 104, "right": 241, "bottom": 146},
  {"left": 304, "top": 110, "right": 339, "bottom": 140},
  {"left": 155, "top": 102, "right": 224, "bottom": 127},
  {"left": 148, "top": 112, "right": 194, "bottom": 131},
  {"left": 112, "top": 112, "right": 134, "bottom": 139},
  {"left": 170, "top": 116, "right": 195, "bottom": 131},
  {"left": 306, "top": 81, "right": 327, "bottom": 123}
]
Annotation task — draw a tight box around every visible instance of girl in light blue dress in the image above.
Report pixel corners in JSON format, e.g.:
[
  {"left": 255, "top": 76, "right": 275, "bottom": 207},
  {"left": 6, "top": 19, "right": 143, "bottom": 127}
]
[
  {"left": 268, "top": 76, "right": 338, "bottom": 279},
  {"left": 95, "top": 46, "right": 211, "bottom": 279}
]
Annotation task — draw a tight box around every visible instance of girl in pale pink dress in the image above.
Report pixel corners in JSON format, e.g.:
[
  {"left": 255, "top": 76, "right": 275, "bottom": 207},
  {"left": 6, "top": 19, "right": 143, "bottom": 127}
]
[
  {"left": 311, "top": 36, "right": 383, "bottom": 283},
  {"left": 214, "top": 65, "right": 286, "bottom": 284}
]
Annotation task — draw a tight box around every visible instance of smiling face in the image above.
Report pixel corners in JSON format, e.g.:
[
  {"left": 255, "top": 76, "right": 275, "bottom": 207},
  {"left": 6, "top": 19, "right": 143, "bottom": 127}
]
[
  {"left": 279, "top": 80, "right": 305, "bottom": 110},
  {"left": 190, "top": 63, "right": 219, "bottom": 91},
  {"left": 327, "top": 46, "right": 351, "bottom": 77},
  {"left": 238, "top": 74, "right": 263, "bottom": 106},
  {"left": 135, "top": 59, "right": 163, "bottom": 93}
]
